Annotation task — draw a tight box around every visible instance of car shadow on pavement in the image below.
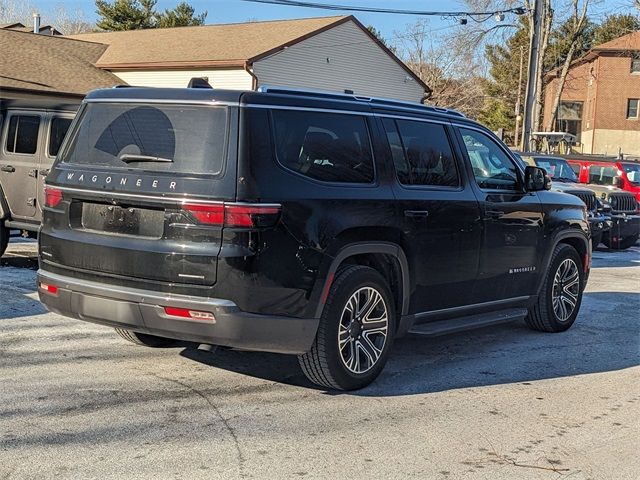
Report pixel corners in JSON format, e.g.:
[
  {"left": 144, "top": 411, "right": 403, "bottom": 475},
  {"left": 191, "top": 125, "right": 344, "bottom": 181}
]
[{"left": 180, "top": 291, "right": 640, "bottom": 396}]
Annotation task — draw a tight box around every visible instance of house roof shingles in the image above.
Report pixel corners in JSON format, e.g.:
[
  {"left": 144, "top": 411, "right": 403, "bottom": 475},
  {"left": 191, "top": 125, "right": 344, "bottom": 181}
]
[
  {"left": 593, "top": 30, "right": 640, "bottom": 52},
  {"left": 0, "top": 29, "right": 123, "bottom": 96},
  {"left": 68, "top": 16, "right": 349, "bottom": 68}
]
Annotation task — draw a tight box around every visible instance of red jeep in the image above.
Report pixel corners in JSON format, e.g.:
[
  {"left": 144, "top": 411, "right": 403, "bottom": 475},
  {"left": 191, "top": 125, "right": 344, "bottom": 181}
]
[{"left": 564, "top": 155, "right": 640, "bottom": 249}]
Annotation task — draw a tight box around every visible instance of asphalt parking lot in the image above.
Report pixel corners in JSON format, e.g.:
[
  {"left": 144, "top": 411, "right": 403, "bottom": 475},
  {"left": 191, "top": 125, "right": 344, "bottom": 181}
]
[{"left": 1, "top": 240, "right": 638, "bottom": 480}]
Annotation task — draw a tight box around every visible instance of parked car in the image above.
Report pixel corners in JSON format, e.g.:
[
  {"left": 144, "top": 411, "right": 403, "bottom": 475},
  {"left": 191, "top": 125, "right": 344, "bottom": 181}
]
[
  {"left": 564, "top": 155, "right": 640, "bottom": 250},
  {"left": 0, "top": 106, "right": 75, "bottom": 256},
  {"left": 516, "top": 153, "right": 611, "bottom": 249},
  {"left": 566, "top": 155, "right": 640, "bottom": 202},
  {"left": 38, "top": 86, "right": 591, "bottom": 390}
]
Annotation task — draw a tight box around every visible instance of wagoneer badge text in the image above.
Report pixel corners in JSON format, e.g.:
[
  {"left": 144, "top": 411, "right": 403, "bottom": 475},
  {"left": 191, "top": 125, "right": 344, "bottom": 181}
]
[{"left": 65, "top": 172, "right": 178, "bottom": 190}]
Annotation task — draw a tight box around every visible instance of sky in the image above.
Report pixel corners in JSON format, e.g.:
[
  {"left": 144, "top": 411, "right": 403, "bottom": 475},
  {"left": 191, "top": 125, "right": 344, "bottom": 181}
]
[{"left": 27, "top": 0, "right": 639, "bottom": 39}]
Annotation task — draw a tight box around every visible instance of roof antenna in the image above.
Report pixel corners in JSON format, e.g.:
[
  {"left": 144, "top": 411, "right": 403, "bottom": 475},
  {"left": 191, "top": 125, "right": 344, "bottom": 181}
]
[{"left": 187, "top": 77, "right": 213, "bottom": 89}]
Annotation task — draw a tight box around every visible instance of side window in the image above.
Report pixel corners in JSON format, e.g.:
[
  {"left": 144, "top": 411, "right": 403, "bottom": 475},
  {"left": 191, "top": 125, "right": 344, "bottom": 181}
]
[
  {"left": 6, "top": 115, "right": 40, "bottom": 155},
  {"left": 271, "top": 110, "right": 374, "bottom": 184},
  {"left": 459, "top": 128, "right": 518, "bottom": 191},
  {"left": 383, "top": 118, "right": 459, "bottom": 187},
  {"left": 588, "top": 165, "right": 617, "bottom": 185},
  {"left": 48, "top": 117, "right": 73, "bottom": 157},
  {"left": 569, "top": 163, "right": 581, "bottom": 176}
]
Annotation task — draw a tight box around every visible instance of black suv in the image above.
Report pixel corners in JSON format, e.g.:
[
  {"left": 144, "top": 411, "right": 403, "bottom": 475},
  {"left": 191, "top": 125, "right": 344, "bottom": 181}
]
[{"left": 38, "top": 87, "right": 591, "bottom": 390}]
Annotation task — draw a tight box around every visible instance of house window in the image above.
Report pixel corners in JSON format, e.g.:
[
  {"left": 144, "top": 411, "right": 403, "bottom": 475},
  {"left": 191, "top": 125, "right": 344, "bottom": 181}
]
[
  {"left": 557, "top": 101, "right": 583, "bottom": 142},
  {"left": 631, "top": 54, "right": 640, "bottom": 74},
  {"left": 628, "top": 99, "right": 639, "bottom": 119}
]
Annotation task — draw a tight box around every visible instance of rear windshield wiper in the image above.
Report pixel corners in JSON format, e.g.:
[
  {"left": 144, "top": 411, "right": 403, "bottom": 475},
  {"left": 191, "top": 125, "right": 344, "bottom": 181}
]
[{"left": 119, "top": 154, "right": 173, "bottom": 163}]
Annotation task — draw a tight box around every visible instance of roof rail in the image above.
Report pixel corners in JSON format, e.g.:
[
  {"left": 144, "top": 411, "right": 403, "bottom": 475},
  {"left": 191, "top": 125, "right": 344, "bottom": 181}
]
[{"left": 257, "top": 85, "right": 466, "bottom": 118}]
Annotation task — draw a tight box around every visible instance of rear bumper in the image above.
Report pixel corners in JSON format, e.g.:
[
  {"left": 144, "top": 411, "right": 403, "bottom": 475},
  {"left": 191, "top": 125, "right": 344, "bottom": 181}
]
[{"left": 37, "top": 270, "right": 319, "bottom": 355}]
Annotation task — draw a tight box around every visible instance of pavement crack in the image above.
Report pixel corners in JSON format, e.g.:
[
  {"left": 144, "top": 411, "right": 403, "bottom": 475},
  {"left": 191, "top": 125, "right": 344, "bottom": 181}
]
[{"left": 147, "top": 372, "right": 247, "bottom": 477}]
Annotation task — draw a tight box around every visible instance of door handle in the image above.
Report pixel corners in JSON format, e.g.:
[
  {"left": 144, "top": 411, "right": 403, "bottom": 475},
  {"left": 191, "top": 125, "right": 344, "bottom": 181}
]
[
  {"left": 1, "top": 165, "right": 15, "bottom": 173},
  {"left": 485, "top": 209, "right": 505, "bottom": 219},
  {"left": 404, "top": 210, "right": 429, "bottom": 219}
]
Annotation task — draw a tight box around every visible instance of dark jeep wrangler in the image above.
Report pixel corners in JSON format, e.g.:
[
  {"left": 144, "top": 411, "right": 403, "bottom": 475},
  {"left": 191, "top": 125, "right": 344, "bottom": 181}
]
[{"left": 38, "top": 87, "right": 591, "bottom": 390}]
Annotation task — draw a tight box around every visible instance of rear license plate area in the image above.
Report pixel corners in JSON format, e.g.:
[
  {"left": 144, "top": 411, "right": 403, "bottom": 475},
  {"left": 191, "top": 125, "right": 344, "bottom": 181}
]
[{"left": 76, "top": 202, "right": 164, "bottom": 238}]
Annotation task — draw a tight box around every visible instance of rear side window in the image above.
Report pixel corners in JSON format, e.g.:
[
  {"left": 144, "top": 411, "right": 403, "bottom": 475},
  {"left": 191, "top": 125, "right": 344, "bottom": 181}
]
[
  {"left": 48, "top": 117, "right": 73, "bottom": 157},
  {"left": 271, "top": 110, "right": 374, "bottom": 184},
  {"left": 61, "top": 103, "right": 227, "bottom": 175},
  {"left": 383, "top": 118, "right": 459, "bottom": 187},
  {"left": 6, "top": 115, "right": 40, "bottom": 154},
  {"left": 588, "top": 165, "right": 618, "bottom": 185}
]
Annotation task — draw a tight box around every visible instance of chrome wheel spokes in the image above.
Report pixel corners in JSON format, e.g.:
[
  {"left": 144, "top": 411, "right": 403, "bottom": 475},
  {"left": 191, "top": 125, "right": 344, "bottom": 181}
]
[
  {"left": 338, "top": 287, "right": 388, "bottom": 374},
  {"left": 552, "top": 258, "right": 580, "bottom": 322}
]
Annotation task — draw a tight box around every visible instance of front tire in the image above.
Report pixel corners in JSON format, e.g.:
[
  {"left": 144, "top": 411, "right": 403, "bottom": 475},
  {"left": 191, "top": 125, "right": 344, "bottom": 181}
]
[
  {"left": 114, "top": 328, "right": 177, "bottom": 348},
  {"left": 0, "top": 221, "right": 9, "bottom": 258},
  {"left": 526, "top": 244, "right": 584, "bottom": 333},
  {"left": 298, "top": 266, "right": 396, "bottom": 391}
]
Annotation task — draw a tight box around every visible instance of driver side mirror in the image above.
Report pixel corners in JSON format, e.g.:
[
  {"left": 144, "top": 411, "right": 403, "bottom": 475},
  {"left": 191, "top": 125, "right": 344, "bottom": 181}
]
[{"left": 524, "top": 165, "right": 552, "bottom": 192}]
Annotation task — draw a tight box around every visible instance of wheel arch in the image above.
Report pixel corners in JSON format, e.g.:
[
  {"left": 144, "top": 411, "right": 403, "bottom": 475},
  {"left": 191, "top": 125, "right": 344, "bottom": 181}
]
[
  {"left": 537, "top": 229, "right": 590, "bottom": 294},
  {"left": 313, "top": 242, "right": 410, "bottom": 323},
  {"left": 0, "top": 183, "right": 9, "bottom": 220}
]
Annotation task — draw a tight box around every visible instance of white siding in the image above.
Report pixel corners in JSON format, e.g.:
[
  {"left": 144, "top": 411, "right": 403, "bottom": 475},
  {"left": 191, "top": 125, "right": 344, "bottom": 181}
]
[
  {"left": 112, "top": 68, "right": 253, "bottom": 89},
  {"left": 252, "top": 20, "right": 425, "bottom": 102}
]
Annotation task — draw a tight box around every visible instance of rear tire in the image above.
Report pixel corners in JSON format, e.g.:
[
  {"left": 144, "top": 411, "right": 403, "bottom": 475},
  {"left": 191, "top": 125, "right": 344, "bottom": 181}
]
[
  {"left": 602, "top": 233, "right": 639, "bottom": 251},
  {"left": 298, "top": 266, "right": 396, "bottom": 391},
  {"left": 0, "top": 221, "right": 9, "bottom": 258},
  {"left": 526, "top": 243, "right": 584, "bottom": 333},
  {"left": 114, "top": 328, "right": 177, "bottom": 348}
]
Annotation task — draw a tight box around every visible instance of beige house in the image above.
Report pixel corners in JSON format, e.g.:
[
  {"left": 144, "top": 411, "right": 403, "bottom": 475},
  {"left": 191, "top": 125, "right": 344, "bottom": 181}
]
[
  {"left": 68, "top": 16, "right": 429, "bottom": 102},
  {"left": 543, "top": 31, "right": 640, "bottom": 156}
]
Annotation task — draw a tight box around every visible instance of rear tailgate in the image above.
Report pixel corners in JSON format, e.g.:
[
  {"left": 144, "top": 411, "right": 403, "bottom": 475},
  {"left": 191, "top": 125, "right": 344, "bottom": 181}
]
[{"left": 39, "top": 100, "right": 237, "bottom": 287}]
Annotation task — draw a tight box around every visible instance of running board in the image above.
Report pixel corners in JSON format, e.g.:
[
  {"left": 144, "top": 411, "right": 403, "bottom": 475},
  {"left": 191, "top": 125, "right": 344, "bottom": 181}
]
[{"left": 408, "top": 308, "right": 528, "bottom": 337}]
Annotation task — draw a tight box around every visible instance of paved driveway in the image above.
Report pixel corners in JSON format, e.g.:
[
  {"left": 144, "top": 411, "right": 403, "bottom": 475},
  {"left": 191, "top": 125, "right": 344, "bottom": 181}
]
[{"left": 1, "top": 241, "right": 638, "bottom": 479}]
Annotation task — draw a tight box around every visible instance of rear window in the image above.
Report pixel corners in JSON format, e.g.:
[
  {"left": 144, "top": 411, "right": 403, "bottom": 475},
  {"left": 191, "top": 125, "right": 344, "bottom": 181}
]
[
  {"left": 271, "top": 109, "right": 374, "bottom": 184},
  {"left": 60, "top": 103, "right": 227, "bottom": 175}
]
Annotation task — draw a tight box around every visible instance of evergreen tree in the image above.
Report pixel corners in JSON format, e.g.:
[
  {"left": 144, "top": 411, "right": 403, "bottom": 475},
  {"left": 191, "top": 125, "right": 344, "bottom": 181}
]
[
  {"left": 157, "top": 2, "right": 207, "bottom": 28},
  {"left": 592, "top": 14, "right": 640, "bottom": 46},
  {"left": 95, "top": 0, "right": 206, "bottom": 31}
]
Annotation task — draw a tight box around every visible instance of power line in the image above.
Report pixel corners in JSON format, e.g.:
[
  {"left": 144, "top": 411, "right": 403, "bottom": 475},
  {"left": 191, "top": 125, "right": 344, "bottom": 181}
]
[{"left": 239, "top": 0, "right": 529, "bottom": 18}]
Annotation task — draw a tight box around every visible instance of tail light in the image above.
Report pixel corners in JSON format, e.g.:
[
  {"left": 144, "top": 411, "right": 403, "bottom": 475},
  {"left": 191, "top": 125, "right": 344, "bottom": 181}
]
[
  {"left": 183, "top": 203, "right": 281, "bottom": 228},
  {"left": 39, "top": 282, "right": 58, "bottom": 296},
  {"left": 164, "top": 306, "right": 215, "bottom": 322},
  {"left": 44, "top": 187, "right": 63, "bottom": 208}
]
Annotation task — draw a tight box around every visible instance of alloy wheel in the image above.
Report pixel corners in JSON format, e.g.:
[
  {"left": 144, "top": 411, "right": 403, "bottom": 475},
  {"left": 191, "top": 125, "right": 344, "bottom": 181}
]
[
  {"left": 338, "top": 287, "right": 389, "bottom": 374},
  {"left": 551, "top": 258, "right": 580, "bottom": 322}
]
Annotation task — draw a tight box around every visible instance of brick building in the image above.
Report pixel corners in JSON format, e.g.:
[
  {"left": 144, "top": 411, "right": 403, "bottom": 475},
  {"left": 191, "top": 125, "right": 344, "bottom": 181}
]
[{"left": 543, "top": 31, "right": 640, "bottom": 156}]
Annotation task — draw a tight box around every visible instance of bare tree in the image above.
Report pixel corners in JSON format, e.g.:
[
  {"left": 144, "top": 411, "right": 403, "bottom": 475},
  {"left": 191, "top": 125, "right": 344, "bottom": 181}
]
[
  {"left": 0, "top": 0, "right": 36, "bottom": 25},
  {"left": 51, "top": 4, "right": 93, "bottom": 34},
  {"left": 394, "top": 20, "right": 485, "bottom": 118},
  {"left": 546, "top": 0, "right": 590, "bottom": 131}
]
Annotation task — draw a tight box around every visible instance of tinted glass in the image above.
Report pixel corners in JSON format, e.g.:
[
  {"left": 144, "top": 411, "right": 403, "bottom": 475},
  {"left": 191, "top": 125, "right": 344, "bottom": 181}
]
[
  {"left": 569, "top": 163, "right": 581, "bottom": 176},
  {"left": 6, "top": 115, "right": 40, "bottom": 154},
  {"left": 384, "top": 118, "right": 458, "bottom": 187},
  {"left": 271, "top": 110, "right": 374, "bottom": 183},
  {"left": 48, "top": 117, "right": 73, "bottom": 157},
  {"left": 61, "top": 104, "right": 227, "bottom": 175},
  {"left": 459, "top": 128, "right": 518, "bottom": 190},
  {"left": 589, "top": 165, "right": 619, "bottom": 186},
  {"left": 533, "top": 157, "right": 578, "bottom": 182}
]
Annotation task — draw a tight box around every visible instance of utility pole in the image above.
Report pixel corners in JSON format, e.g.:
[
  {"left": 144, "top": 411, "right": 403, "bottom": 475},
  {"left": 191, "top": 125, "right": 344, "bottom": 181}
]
[
  {"left": 514, "top": 45, "right": 525, "bottom": 148},
  {"left": 520, "top": 0, "right": 544, "bottom": 152}
]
